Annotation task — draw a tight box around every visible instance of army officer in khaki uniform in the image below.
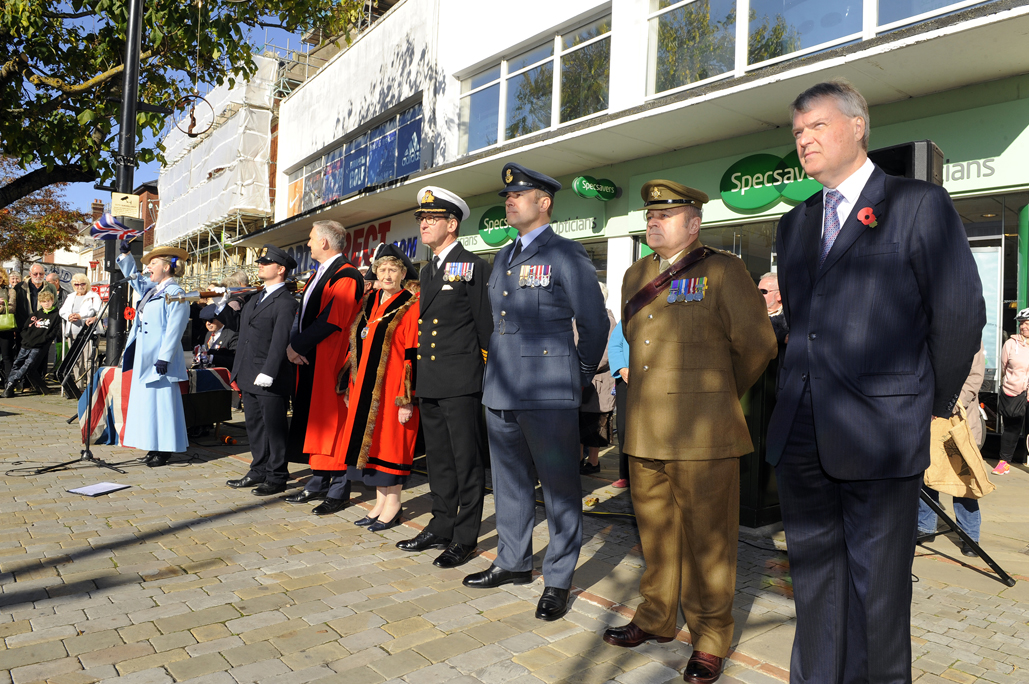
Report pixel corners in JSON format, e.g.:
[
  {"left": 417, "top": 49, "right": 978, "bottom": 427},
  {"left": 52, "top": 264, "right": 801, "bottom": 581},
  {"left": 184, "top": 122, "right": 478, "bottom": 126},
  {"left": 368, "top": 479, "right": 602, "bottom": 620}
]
[{"left": 603, "top": 180, "right": 776, "bottom": 684}]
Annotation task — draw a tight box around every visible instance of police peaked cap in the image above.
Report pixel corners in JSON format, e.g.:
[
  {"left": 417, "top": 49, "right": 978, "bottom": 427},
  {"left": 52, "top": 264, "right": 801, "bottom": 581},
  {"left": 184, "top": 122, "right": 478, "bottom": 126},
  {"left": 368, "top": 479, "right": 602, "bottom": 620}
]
[
  {"left": 641, "top": 179, "right": 709, "bottom": 209},
  {"left": 372, "top": 242, "right": 418, "bottom": 282},
  {"left": 498, "top": 162, "right": 562, "bottom": 198},
  {"left": 416, "top": 186, "right": 470, "bottom": 222},
  {"left": 256, "top": 244, "right": 297, "bottom": 271}
]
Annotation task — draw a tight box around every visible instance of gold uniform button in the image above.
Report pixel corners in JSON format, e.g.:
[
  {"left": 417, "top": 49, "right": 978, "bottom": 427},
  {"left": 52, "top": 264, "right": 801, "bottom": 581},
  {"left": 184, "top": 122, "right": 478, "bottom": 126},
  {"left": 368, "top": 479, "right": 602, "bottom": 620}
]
[
  {"left": 501, "top": 311, "right": 506, "bottom": 316},
  {"left": 506, "top": 270, "right": 512, "bottom": 276},
  {"left": 433, "top": 318, "right": 438, "bottom": 324},
  {"left": 432, "top": 330, "right": 437, "bottom": 336},
  {"left": 417, "top": 354, "right": 422, "bottom": 360},
  {"left": 431, "top": 343, "right": 436, "bottom": 348},
  {"left": 543, "top": 350, "right": 548, "bottom": 355},
  {"left": 503, "top": 291, "right": 508, "bottom": 296},
  {"left": 648, "top": 314, "right": 653, "bottom": 319},
  {"left": 418, "top": 331, "right": 422, "bottom": 335},
  {"left": 643, "top": 365, "right": 649, "bottom": 371},
  {"left": 645, "top": 340, "right": 650, "bottom": 345},
  {"left": 431, "top": 355, "right": 436, "bottom": 360},
  {"left": 418, "top": 319, "right": 423, "bottom": 324}
]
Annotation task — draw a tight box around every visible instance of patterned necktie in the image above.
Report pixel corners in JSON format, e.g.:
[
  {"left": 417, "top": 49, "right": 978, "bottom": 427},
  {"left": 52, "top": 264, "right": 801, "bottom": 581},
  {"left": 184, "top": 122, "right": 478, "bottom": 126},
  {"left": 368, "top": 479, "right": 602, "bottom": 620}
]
[{"left": 819, "top": 190, "right": 844, "bottom": 267}]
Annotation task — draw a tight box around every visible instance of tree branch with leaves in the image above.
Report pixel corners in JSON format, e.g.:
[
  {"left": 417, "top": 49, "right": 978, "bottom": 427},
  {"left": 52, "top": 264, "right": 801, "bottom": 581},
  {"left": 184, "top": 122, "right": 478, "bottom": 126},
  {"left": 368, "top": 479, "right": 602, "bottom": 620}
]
[{"left": 0, "top": 0, "right": 365, "bottom": 209}]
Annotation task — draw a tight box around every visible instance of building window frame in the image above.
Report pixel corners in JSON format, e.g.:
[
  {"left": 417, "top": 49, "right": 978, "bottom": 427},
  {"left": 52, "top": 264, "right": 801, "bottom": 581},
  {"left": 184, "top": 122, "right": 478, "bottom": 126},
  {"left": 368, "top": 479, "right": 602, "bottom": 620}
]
[
  {"left": 458, "top": 13, "right": 612, "bottom": 156},
  {"left": 646, "top": 0, "right": 998, "bottom": 101}
]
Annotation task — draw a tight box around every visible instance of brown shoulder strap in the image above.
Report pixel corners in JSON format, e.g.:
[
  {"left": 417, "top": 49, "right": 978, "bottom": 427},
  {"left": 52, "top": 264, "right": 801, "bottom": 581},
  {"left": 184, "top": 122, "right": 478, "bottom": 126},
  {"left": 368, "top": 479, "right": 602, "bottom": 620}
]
[{"left": 622, "top": 246, "right": 713, "bottom": 322}]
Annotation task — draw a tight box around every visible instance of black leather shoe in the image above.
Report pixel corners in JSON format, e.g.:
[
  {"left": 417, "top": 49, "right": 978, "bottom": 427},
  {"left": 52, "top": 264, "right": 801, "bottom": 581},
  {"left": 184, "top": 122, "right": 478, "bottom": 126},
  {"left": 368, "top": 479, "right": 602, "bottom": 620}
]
[
  {"left": 252, "top": 482, "right": 286, "bottom": 496},
  {"left": 961, "top": 541, "right": 978, "bottom": 557},
  {"left": 227, "top": 475, "right": 264, "bottom": 489},
  {"left": 916, "top": 530, "right": 937, "bottom": 545},
  {"left": 312, "top": 498, "right": 348, "bottom": 515},
  {"left": 433, "top": 543, "right": 476, "bottom": 568},
  {"left": 284, "top": 489, "right": 326, "bottom": 504},
  {"left": 463, "top": 564, "right": 532, "bottom": 589},
  {"left": 397, "top": 531, "right": 451, "bottom": 552},
  {"left": 145, "top": 451, "right": 170, "bottom": 468},
  {"left": 535, "top": 587, "right": 570, "bottom": 621},
  {"left": 368, "top": 510, "right": 402, "bottom": 532},
  {"left": 354, "top": 514, "right": 378, "bottom": 527}
]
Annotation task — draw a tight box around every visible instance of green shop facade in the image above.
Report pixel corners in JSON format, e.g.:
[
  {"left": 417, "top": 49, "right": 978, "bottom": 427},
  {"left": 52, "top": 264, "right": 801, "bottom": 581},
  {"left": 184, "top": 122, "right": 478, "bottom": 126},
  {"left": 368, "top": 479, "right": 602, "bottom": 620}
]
[{"left": 448, "top": 79, "right": 1029, "bottom": 526}]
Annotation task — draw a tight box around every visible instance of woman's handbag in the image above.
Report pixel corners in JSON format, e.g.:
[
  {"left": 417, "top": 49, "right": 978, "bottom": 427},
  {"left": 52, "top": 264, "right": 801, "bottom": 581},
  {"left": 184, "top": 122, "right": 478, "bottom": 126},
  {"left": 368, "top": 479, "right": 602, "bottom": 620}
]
[
  {"left": 998, "top": 389, "right": 1027, "bottom": 419},
  {"left": 0, "top": 300, "right": 15, "bottom": 332},
  {"left": 925, "top": 402, "right": 996, "bottom": 499}
]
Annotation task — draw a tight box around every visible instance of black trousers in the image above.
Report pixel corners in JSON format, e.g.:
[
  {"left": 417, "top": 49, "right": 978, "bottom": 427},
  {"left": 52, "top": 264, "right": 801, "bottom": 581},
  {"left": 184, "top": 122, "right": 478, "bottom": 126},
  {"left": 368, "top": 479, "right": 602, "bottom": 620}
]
[
  {"left": 999, "top": 410, "right": 1027, "bottom": 463},
  {"left": 420, "top": 394, "right": 486, "bottom": 546},
  {"left": 776, "top": 387, "right": 921, "bottom": 684},
  {"left": 286, "top": 363, "right": 314, "bottom": 463},
  {"left": 242, "top": 391, "right": 290, "bottom": 485}
]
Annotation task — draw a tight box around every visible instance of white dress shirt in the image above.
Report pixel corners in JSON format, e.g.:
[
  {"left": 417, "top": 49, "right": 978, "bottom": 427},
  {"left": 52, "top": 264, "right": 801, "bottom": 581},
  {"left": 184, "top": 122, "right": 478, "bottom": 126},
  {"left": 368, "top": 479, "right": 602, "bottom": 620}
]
[
  {"left": 301, "top": 253, "right": 341, "bottom": 319},
  {"left": 260, "top": 281, "right": 286, "bottom": 303},
  {"left": 821, "top": 157, "right": 875, "bottom": 237},
  {"left": 433, "top": 240, "right": 460, "bottom": 272}
]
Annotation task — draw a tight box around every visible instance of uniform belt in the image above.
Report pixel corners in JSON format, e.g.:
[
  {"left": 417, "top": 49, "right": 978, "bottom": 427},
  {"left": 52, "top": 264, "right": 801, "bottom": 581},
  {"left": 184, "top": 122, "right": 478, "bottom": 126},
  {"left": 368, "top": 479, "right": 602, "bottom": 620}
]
[{"left": 498, "top": 319, "right": 572, "bottom": 335}]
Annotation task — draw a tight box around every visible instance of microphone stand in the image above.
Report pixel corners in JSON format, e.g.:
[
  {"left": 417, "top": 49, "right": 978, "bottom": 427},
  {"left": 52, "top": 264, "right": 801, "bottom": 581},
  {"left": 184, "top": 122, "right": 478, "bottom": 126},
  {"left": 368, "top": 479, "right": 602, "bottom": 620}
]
[
  {"left": 36, "top": 294, "right": 127, "bottom": 475},
  {"left": 919, "top": 487, "right": 1015, "bottom": 587}
]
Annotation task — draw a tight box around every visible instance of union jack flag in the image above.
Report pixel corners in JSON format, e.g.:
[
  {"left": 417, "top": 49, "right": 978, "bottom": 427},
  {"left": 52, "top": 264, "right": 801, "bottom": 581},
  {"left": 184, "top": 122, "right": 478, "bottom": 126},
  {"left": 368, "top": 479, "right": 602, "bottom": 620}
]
[{"left": 91, "top": 213, "right": 142, "bottom": 240}]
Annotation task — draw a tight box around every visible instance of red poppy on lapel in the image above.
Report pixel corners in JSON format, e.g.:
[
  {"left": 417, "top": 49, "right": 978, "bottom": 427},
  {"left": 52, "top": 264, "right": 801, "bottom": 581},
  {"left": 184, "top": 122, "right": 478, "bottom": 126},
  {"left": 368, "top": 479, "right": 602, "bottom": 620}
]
[
  {"left": 124, "top": 306, "right": 136, "bottom": 320},
  {"left": 857, "top": 207, "right": 878, "bottom": 228}
]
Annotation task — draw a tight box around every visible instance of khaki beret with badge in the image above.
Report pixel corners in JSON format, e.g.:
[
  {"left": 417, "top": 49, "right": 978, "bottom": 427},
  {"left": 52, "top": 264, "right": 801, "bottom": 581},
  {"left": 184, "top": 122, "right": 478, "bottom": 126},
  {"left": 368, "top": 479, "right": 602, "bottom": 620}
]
[{"left": 641, "top": 180, "right": 709, "bottom": 209}]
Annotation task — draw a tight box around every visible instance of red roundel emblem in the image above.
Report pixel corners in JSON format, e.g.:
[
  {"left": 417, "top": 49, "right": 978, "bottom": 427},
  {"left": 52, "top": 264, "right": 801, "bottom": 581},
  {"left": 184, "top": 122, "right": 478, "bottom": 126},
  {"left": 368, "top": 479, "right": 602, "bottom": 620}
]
[{"left": 124, "top": 306, "right": 136, "bottom": 320}]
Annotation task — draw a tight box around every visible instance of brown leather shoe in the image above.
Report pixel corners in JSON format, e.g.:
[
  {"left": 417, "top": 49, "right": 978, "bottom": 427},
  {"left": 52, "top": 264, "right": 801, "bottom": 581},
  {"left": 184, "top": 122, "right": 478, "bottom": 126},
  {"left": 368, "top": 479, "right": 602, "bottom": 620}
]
[
  {"left": 602, "top": 622, "right": 674, "bottom": 648},
  {"left": 683, "top": 650, "right": 723, "bottom": 684}
]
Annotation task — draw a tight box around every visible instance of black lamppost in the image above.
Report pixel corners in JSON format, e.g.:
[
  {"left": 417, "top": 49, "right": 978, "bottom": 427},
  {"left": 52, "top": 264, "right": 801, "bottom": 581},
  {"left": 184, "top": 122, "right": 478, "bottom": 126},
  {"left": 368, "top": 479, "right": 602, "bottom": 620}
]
[{"left": 104, "top": 0, "right": 145, "bottom": 363}]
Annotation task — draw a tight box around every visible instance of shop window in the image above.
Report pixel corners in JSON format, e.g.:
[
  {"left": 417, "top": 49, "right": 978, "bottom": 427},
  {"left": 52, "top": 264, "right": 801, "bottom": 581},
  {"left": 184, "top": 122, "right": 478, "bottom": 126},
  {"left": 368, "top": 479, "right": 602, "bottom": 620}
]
[
  {"left": 747, "top": 0, "right": 861, "bottom": 66},
  {"left": 458, "top": 16, "right": 611, "bottom": 155},
  {"left": 288, "top": 102, "right": 423, "bottom": 217},
  {"left": 648, "top": 0, "right": 735, "bottom": 95}
]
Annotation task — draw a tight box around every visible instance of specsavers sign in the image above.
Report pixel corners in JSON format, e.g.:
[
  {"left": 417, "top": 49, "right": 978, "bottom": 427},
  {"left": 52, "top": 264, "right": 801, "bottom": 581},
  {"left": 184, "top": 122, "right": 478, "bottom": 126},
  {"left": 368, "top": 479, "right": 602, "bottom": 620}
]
[{"left": 720, "top": 151, "right": 822, "bottom": 212}]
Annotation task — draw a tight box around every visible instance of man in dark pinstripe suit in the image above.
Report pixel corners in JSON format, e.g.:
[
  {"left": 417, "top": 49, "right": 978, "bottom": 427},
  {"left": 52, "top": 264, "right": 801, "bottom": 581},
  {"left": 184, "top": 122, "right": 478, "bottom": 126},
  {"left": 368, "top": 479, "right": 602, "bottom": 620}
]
[{"left": 767, "top": 81, "right": 985, "bottom": 684}]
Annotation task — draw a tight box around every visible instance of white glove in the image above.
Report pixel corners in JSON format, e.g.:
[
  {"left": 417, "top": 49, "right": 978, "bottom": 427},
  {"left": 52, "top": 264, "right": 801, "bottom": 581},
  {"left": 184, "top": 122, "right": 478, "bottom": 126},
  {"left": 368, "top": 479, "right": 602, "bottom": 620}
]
[{"left": 254, "top": 373, "right": 274, "bottom": 388}]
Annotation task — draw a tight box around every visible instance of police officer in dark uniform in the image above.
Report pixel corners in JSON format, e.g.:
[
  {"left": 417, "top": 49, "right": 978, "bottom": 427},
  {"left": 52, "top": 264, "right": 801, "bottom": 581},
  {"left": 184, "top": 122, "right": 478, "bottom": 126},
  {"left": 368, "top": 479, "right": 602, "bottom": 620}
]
[
  {"left": 462, "top": 163, "right": 608, "bottom": 621},
  {"left": 228, "top": 245, "right": 300, "bottom": 495},
  {"left": 395, "top": 186, "right": 493, "bottom": 568}
]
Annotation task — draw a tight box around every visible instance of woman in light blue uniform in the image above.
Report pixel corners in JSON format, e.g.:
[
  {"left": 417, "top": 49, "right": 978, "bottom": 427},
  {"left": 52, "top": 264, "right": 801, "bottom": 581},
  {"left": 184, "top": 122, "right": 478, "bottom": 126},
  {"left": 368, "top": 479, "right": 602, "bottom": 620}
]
[{"left": 116, "top": 243, "right": 190, "bottom": 467}]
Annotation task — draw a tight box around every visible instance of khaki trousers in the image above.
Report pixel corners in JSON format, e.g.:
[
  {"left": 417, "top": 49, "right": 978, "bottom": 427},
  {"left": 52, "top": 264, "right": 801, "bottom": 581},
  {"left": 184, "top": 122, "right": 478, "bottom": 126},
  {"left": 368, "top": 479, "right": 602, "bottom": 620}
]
[{"left": 628, "top": 456, "right": 739, "bottom": 657}]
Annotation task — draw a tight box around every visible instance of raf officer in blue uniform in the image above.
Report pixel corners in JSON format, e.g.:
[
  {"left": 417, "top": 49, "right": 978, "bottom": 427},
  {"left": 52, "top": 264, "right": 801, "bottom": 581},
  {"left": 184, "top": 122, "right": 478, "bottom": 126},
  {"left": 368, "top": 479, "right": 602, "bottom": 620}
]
[{"left": 463, "top": 163, "right": 608, "bottom": 621}]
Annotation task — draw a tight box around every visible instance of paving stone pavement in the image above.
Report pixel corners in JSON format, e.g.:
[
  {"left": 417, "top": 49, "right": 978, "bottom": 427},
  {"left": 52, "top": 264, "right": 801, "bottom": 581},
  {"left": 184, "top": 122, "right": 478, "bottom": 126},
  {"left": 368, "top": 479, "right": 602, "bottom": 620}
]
[{"left": 2, "top": 392, "right": 1028, "bottom": 684}]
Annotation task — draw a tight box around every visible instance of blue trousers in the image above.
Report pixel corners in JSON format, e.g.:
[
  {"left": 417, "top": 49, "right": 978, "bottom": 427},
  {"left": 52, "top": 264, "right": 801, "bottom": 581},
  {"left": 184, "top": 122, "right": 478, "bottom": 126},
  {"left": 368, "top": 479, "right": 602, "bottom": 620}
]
[
  {"left": 486, "top": 407, "right": 582, "bottom": 589},
  {"left": 918, "top": 489, "right": 981, "bottom": 542},
  {"left": 7, "top": 347, "right": 42, "bottom": 384}
]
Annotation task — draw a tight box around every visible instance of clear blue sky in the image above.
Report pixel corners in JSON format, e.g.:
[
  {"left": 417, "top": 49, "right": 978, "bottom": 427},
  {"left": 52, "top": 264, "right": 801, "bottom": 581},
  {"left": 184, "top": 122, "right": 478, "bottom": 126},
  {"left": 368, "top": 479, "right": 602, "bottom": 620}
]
[{"left": 62, "top": 23, "right": 303, "bottom": 215}]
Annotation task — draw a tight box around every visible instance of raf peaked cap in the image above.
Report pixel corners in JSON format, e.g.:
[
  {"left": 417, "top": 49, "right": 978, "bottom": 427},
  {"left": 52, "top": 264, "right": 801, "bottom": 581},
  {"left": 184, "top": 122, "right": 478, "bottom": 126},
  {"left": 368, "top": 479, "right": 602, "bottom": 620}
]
[
  {"left": 641, "top": 180, "right": 709, "bottom": 209},
  {"left": 256, "top": 244, "right": 297, "bottom": 271},
  {"left": 498, "top": 162, "right": 561, "bottom": 198},
  {"left": 141, "top": 246, "right": 189, "bottom": 265},
  {"left": 415, "top": 186, "right": 470, "bottom": 222},
  {"left": 372, "top": 242, "right": 419, "bottom": 282}
]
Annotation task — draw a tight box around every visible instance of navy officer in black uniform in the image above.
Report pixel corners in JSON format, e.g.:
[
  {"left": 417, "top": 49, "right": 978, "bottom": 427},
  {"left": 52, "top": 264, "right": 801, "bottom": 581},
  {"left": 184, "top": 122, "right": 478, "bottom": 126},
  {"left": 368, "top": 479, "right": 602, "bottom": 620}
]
[
  {"left": 395, "top": 186, "right": 493, "bottom": 568},
  {"left": 228, "top": 245, "right": 300, "bottom": 495},
  {"left": 463, "top": 163, "right": 608, "bottom": 621}
]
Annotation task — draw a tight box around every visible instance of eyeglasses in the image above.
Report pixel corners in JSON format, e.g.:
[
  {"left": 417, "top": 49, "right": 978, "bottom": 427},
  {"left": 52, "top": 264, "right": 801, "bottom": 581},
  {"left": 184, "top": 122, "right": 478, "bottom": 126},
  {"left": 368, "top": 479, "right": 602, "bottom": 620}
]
[
  {"left": 415, "top": 215, "right": 452, "bottom": 226},
  {"left": 73, "top": 283, "right": 88, "bottom": 287},
  {"left": 759, "top": 288, "right": 778, "bottom": 295}
]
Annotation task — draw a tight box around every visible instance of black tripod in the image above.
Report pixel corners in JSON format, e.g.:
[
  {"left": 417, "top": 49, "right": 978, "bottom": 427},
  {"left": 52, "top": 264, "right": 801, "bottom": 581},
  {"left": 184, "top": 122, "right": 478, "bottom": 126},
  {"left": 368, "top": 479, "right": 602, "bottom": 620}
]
[
  {"left": 919, "top": 487, "right": 1016, "bottom": 587},
  {"left": 35, "top": 296, "right": 127, "bottom": 475}
]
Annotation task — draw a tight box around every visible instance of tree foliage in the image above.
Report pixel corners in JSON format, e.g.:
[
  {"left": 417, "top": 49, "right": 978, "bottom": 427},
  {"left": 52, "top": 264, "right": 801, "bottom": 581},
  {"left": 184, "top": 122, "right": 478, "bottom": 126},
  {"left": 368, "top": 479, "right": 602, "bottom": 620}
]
[
  {"left": 0, "top": 157, "right": 85, "bottom": 264},
  {"left": 0, "top": 0, "right": 366, "bottom": 208}
]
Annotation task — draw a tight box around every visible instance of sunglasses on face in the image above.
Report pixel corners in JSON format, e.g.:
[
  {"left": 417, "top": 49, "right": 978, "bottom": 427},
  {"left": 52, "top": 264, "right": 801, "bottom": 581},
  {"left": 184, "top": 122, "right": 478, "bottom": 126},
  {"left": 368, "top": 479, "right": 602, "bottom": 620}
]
[{"left": 759, "top": 288, "right": 778, "bottom": 295}]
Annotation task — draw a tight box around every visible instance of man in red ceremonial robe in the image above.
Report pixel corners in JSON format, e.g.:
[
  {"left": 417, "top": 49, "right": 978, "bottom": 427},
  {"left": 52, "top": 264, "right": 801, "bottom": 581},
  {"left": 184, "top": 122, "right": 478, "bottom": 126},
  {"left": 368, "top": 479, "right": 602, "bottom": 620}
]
[{"left": 283, "top": 220, "right": 364, "bottom": 512}]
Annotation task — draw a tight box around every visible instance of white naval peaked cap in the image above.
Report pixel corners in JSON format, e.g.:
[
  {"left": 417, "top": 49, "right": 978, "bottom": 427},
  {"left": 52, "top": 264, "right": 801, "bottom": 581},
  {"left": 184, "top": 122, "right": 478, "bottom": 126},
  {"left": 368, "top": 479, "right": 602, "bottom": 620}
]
[{"left": 416, "top": 186, "right": 470, "bottom": 222}]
